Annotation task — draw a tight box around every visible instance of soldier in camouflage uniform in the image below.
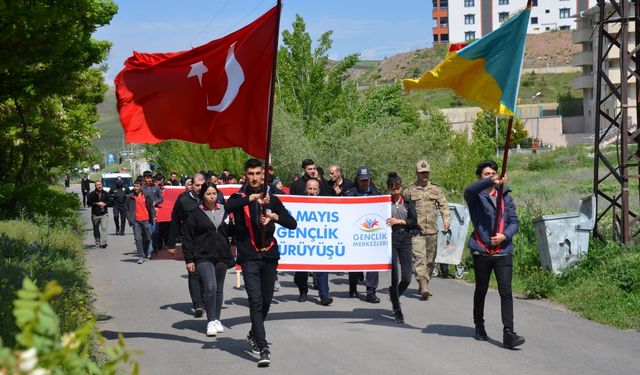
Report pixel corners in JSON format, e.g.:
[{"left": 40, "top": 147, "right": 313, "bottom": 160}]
[{"left": 402, "top": 160, "right": 450, "bottom": 299}]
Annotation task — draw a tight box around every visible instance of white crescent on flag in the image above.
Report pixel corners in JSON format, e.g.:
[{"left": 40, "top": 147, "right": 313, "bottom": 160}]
[{"left": 207, "top": 42, "right": 245, "bottom": 112}]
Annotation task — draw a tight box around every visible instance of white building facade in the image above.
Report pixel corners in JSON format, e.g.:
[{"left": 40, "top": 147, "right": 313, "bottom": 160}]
[
  {"left": 434, "top": 0, "right": 595, "bottom": 44},
  {"left": 572, "top": 2, "right": 637, "bottom": 135}
]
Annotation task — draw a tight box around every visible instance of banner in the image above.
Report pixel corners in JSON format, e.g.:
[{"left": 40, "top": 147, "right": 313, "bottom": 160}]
[
  {"left": 155, "top": 185, "right": 242, "bottom": 222},
  {"left": 275, "top": 195, "right": 392, "bottom": 272}
]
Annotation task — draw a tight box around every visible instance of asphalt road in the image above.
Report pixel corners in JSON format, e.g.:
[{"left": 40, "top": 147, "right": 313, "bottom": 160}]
[{"left": 76, "top": 186, "right": 640, "bottom": 374}]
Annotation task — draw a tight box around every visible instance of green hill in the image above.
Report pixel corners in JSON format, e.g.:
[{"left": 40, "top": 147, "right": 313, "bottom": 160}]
[{"left": 93, "top": 86, "right": 124, "bottom": 156}]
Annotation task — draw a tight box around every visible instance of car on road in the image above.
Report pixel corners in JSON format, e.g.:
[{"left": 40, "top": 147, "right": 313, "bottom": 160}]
[{"left": 101, "top": 172, "right": 133, "bottom": 193}]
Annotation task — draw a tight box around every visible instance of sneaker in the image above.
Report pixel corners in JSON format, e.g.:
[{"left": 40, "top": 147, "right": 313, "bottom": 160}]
[
  {"left": 475, "top": 325, "right": 488, "bottom": 341},
  {"left": 274, "top": 280, "right": 281, "bottom": 292},
  {"left": 100, "top": 244, "right": 108, "bottom": 249},
  {"left": 257, "top": 348, "right": 271, "bottom": 367},
  {"left": 146, "top": 253, "right": 152, "bottom": 260},
  {"left": 213, "top": 320, "right": 224, "bottom": 333},
  {"left": 297, "top": 293, "right": 307, "bottom": 302},
  {"left": 247, "top": 334, "right": 260, "bottom": 354},
  {"left": 206, "top": 321, "right": 217, "bottom": 337},
  {"left": 194, "top": 306, "right": 204, "bottom": 318},
  {"left": 137, "top": 257, "right": 145, "bottom": 264},
  {"left": 366, "top": 293, "right": 380, "bottom": 304},
  {"left": 320, "top": 296, "right": 333, "bottom": 306},
  {"left": 503, "top": 330, "right": 525, "bottom": 349},
  {"left": 393, "top": 309, "right": 405, "bottom": 323}
]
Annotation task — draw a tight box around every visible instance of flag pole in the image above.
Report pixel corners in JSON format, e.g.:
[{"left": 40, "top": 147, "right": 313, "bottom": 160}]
[
  {"left": 260, "top": 0, "right": 282, "bottom": 244},
  {"left": 492, "top": 0, "right": 531, "bottom": 250},
  {"left": 492, "top": 115, "right": 513, "bottom": 252}
]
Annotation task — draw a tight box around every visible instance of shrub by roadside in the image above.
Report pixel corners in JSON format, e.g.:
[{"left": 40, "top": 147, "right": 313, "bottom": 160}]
[{"left": 0, "top": 219, "right": 93, "bottom": 348}]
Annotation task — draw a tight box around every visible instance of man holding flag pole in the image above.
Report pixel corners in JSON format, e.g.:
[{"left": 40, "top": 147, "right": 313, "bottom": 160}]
[
  {"left": 115, "top": 0, "right": 291, "bottom": 366},
  {"left": 403, "top": 0, "right": 532, "bottom": 349}
]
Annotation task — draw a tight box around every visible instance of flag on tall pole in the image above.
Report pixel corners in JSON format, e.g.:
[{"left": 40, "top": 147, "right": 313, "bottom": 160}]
[
  {"left": 114, "top": 4, "right": 282, "bottom": 159},
  {"left": 402, "top": 3, "right": 531, "bottom": 116}
]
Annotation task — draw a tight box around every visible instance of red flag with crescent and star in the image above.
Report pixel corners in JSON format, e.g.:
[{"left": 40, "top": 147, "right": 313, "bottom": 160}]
[{"left": 114, "top": 5, "right": 280, "bottom": 159}]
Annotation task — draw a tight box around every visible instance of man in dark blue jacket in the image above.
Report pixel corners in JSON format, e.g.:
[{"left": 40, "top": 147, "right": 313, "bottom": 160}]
[
  {"left": 464, "top": 160, "right": 524, "bottom": 349},
  {"left": 344, "top": 166, "right": 382, "bottom": 303}
]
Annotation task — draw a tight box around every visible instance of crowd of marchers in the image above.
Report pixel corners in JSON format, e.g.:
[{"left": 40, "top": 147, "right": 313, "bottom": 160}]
[{"left": 78, "top": 157, "right": 524, "bottom": 367}]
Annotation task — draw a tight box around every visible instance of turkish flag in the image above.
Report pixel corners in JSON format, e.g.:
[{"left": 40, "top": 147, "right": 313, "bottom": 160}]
[{"left": 114, "top": 5, "right": 280, "bottom": 159}]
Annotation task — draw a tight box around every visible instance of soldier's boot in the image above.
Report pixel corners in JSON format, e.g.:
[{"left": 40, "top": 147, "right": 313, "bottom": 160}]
[{"left": 418, "top": 279, "right": 430, "bottom": 300}]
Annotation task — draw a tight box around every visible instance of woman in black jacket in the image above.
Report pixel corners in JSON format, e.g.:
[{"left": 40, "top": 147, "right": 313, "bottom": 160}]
[
  {"left": 182, "top": 182, "right": 234, "bottom": 337},
  {"left": 386, "top": 172, "right": 418, "bottom": 324}
]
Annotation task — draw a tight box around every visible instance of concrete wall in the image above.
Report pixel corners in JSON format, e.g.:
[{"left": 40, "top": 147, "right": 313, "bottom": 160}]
[{"left": 439, "top": 106, "right": 592, "bottom": 148}]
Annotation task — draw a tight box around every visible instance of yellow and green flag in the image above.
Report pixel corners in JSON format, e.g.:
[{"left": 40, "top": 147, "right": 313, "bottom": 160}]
[{"left": 403, "top": 5, "right": 531, "bottom": 116}]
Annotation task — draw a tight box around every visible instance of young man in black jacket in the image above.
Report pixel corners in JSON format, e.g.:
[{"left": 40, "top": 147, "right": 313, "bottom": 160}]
[
  {"left": 87, "top": 181, "right": 111, "bottom": 248},
  {"left": 225, "top": 158, "right": 297, "bottom": 367},
  {"left": 110, "top": 177, "right": 130, "bottom": 235}
]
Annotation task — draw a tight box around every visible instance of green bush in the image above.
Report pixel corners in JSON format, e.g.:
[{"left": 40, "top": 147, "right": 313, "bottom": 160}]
[
  {"left": 518, "top": 265, "right": 555, "bottom": 299},
  {"left": 0, "top": 183, "right": 82, "bottom": 231},
  {"left": 0, "top": 278, "right": 138, "bottom": 374},
  {"left": 0, "top": 220, "right": 92, "bottom": 348}
]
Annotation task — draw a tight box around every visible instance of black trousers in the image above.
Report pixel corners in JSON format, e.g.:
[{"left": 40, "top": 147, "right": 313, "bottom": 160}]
[
  {"left": 390, "top": 233, "right": 413, "bottom": 311},
  {"left": 472, "top": 254, "right": 514, "bottom": 331},
  {"left": 241, "top": 258, "right": 278, "bottom": 350},
  {"left": 348, "top": 272, "right": 378, "bottom": 294},
  {"left": 113, "top": 204, "right": 127, "bottom": 233}
]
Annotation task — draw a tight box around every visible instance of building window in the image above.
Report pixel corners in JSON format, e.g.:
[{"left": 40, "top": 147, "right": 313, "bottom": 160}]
[
  {"left": 464, "top": 14, "right": 475, "bottom": 24},
  {"left": 532, "top": 0, "right": 538, "bottom": 6},
  {"left": 499, "top": 12, "right": 509, "bottom": 23},
  {"left": 559, "top": 25, "right": 570, "bottom": 30},
  {"left": 442, "top": 34, "right": 449, "bottom": 42},
  {"left": 433, "top": 34, "right": 439, "bottom": 43},
  {"left": 545, "top": 9, "right": 550, "bottom": 14},
  {"left": 560, "top": 8, "right": 570, "bottom": 18},
  {"left": 440, "top": 17, "right": 448, "bottom": 27},
  {"left": 545, "top": 26, "right": 550, "bottom": 31},
  {"left": 440, "top": 0, "right": 448, "bottom": 9},
  {"left": 498, "top": 0, "right": 509, "bottom": 5},
  {"left": 465, "top": 31, "right": 476, "bottom": 41},
  {"left": 464, "top": 0, "right": 474, "bottom": 7},
  {"left": 531, "top": 17, "right": 538, "bottom": 25}
]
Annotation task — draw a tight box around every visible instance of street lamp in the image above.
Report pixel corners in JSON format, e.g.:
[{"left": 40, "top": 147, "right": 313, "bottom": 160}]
[{"left": 532, "top": 92, "right": 543, "bottom": 142}]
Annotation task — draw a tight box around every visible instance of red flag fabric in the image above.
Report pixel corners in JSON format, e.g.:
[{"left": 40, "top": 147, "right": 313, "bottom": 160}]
[{"left": 114, "top": 5, "right": 280, "bottom": 159}]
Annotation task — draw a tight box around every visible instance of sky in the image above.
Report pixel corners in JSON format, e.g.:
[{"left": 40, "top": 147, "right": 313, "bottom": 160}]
[{"left": 94, "top": 0, "right": 434, "bottom": 83}]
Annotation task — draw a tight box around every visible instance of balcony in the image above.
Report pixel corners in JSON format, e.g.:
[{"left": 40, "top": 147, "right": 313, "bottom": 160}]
[
  {"left": 571, "top": 51, "right": 594, "bottom": 67},
  {"left": 572, "top": 74, "right": 594, "bottom": 90},
  {"left": 572, "top": 28, "right": 592, "bottom": 44}
]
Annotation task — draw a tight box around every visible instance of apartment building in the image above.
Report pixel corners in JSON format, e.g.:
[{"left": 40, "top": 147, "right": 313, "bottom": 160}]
[
  {"left": 433, "top": 0, "right": 594, "bottom": 44},
  {"left": 572, "top": 2, "right": 637, "bottom": 134}
]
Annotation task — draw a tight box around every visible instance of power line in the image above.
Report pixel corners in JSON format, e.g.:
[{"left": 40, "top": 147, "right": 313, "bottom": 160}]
[{"left": 189, "top": 0, "right": 233, "bottom": 48}]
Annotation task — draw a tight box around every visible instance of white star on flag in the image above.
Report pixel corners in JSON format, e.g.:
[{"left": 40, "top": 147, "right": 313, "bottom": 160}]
[{"left": 187, "top": 61, "right": 208, "bottom": 86}]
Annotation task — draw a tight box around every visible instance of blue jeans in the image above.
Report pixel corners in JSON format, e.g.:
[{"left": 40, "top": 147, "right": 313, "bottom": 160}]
[
  {"left": 294, "top": 272, "right": 329, "bottom": 298},
  {"left": 147, "top": 221, "right": 156, "bottom": 255},
  {"left": 132, "top": 220, "right": 152, "bottom": 258},
  {"left": 196, "top": 261, "right": 228, "bottom": 321}
]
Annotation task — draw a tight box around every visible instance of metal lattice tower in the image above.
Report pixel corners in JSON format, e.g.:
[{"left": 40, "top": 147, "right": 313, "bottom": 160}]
[{"left": 593, "top": 0, "right": 640, "bottom": 242}]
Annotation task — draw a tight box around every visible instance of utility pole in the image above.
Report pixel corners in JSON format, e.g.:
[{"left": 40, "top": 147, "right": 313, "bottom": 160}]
[{"left": 593, "top": 0, "right": 640, "bottom": 243}]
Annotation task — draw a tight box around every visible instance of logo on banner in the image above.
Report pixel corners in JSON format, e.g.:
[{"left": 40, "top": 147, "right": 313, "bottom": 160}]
[
  {"left": 359, "top": 216, "right": 383, "bottom": 232},
  {"left": 352, "top": 214, "right": 388, "bottom": 248}
]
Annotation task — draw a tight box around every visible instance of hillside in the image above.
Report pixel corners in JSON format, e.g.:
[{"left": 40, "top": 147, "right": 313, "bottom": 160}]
[
  {"left": 356, "top": 30, "right": 579, "bottom": 84},
  {"left": 93, "top": 86, "right": 124, "bottom": 156}
]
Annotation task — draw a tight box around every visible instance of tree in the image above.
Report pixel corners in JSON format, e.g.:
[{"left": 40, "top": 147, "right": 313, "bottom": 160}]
[
  {"left": 472, "top": 111, "right": 528, "bottom": 150},
  {"left": 0, "top": 0, "right": 117, "bottom": 183},
  {"left": 276, "top": 15, "right": 359, "bottom": 135}
]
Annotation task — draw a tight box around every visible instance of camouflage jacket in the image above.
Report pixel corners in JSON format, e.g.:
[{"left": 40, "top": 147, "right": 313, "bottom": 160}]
[{"left": 402, "top": 181, "right": 450, "bottom": 235}]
